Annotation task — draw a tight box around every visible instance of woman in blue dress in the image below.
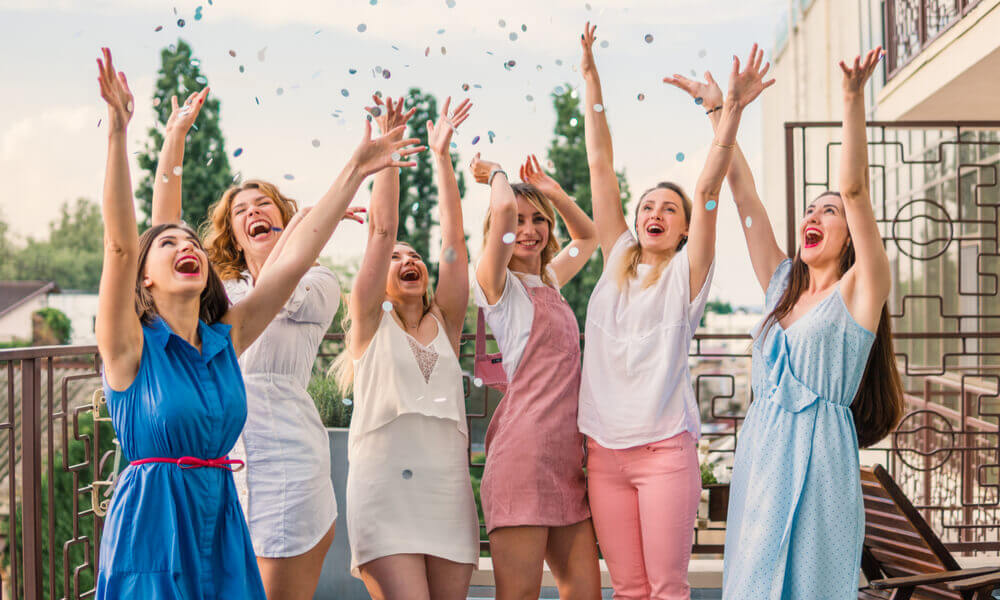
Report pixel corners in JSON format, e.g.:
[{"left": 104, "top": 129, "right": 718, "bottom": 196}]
[
  {"left": 669, "top": 48, "right": 905, "bottom": 599},
  {"left": 93, "top": 48, "right": 423, "bottom": 599}
]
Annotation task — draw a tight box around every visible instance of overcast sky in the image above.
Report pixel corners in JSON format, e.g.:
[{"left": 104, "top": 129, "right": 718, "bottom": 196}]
[{"left": 0, "top": 0, "right": 785, "bottom": 306}]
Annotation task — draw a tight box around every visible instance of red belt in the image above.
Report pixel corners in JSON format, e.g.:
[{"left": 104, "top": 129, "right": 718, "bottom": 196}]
[{"left": 130, "top": 456, "right": 245, "bottom": 472}]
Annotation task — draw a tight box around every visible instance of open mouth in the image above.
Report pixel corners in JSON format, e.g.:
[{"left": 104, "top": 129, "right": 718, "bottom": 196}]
[
  {"left": 174, "top": 254, "right": 201, "bottom": 275},
  {"left": 247, "top": 219, "right": 272, "bottom": 240},
  {"left": 517, "top": 239, "right": 540, "bottom": 249},
  {"left": 804, "top": 227, "right": 824, "bottom": 248},
  {"left": 646, "top": 223, "right": 665, "bottom": 236},
  {"left": 400, "top": 266, "right": 421, "bottom": 282}
]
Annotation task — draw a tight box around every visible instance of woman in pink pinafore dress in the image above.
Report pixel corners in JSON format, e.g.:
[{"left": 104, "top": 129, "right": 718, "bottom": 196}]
[{"left": 470, "top": 153, "right": 602, "bottom": 600}]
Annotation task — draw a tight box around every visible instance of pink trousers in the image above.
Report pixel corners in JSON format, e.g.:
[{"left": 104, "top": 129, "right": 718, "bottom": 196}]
[{"left": 586, "top": 432, "right": 700, "bottom": 600}]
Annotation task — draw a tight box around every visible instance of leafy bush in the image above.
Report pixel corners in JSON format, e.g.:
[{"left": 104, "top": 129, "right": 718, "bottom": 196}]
[
  {"left": 34, "top": 307, "right": 72, "bottom": 344},
  {"left": 308, "top": 372, "right": 353, "bottom": 428}
]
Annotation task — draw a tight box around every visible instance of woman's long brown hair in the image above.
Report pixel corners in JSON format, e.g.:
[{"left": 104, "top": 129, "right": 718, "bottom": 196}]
[
  {"left": 761, "top": 192, "right": 904, "bottom": 448},
  {"left": 135, "top": 223, "right": 229, "bottom": 326}
]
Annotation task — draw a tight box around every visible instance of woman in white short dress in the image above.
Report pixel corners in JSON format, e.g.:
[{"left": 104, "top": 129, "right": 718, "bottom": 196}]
[
  {"left": 149, "top": 89, "right": 367, "bottom": 598},
  {"left": 334, "top": 96, "right": 479, "bottom": 600}
]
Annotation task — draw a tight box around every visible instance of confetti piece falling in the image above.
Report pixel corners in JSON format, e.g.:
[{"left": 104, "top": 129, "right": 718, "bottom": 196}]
[
  {"left": 695, "top": 97, "right": 704, "bottom": 105},
  {"left": 569, "top": 247, "right": 580, "bottom": 257},
  {"left": 593, "top": 103, "right": 604, "bottom": 112},
  {"left": 311, "top": 139, "right": 321, "bottom": 148},
  {"left": 498, "top": 19, "right": 506, "bottom": 27},
  {"left": 488, "top": 130, "right": 496, "bottom": 143},
  {"left": 471, "top": 135, "right": 480, "bottom": 145},
  {"left": 676, "top": 152, "right": 685, "bottom": 162},
  {"left": 644, "top": 33, "right": 654, "bottom": 43},
  {"left": 357, "top": 23, "right": 367, "bottom": 32},
  {"left": 473, "top": 377, "right": 483, "bottom": 387},
  {"left": 341, "top": 89, "right": 350, "bottom": 97},
  {"left": 443, "top": 247, "right": 457, "bottom": 262},
  {"left": 502, "top": 232, "right": 515, "bottom": 244},
  {"left": 284, "top": 174, "right": 295, "bottom": 180},
  {"left": 173, "top": 166, "right": 183, "bottom": 176},
  {"left": 745, "top": 216, "right": 753, "bottom": 228},
  {"left": 154, "top": 25, "right": 164, "bottom": 32},
  {"left": 402, "top": 469, "right": 413, "bottom": 480},
  {"left": 177, "top": 18, "right": 186, "bottom": 27},
  {"left": 233, "top": 148, "right": 243, "bottom": 157},
  {"left": 258, "top": 46, "right": 267, "bottom": 62},
  {"left": 637, "top": 93, "right": 645, "bottom": 101},
  {"left": 705, "top": 200, "right": 717, "bottom": 211},
  {"left": 342, "top": 398, "right": 353, "bottom": 406},
  {"left": 600, "top": 40, "right": 609, "bottom": 48}
]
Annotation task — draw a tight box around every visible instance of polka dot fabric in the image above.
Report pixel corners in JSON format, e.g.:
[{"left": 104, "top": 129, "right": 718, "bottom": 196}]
[{"left": 722, "top": 259, "right": 875, "bottom": 599}]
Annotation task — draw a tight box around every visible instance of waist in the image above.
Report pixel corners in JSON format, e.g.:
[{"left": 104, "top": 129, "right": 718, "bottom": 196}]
[{"left": 130, "top": 456, "right": 245, "bottom": 471}]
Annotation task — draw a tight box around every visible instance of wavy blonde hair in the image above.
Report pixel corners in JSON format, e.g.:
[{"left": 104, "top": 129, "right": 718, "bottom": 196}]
[
  {"left": 202, "top": 179, "right": 299, "bottom": 280},
  {"left": 482, "top": 183, "right": 561, "bottom": 286},
  {"left": 615, "top": 182, "right": 692, "bottom": 290},
  {"left": 331, "top": 241, "right": 435, "bottom": 395}
]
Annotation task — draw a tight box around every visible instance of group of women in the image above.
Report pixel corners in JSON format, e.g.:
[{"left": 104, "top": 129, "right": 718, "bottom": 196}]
[{"left": 93, "top": 19, "right": 903, "bottom": 600}]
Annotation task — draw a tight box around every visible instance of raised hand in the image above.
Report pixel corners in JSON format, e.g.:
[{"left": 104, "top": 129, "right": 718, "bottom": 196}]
[
  {"left": 96, "top": 47, "right": 134, "bottom": 133},
  {"left": 519, "top": 155, "right": 566, "bottom": 200},
  {"left": 342, "top": 206, "right": 366, "bottom": 224},
  {"left": 726, "top": 43, "right": 775, "bottom": 109},
  {"left": 427, "top": 97, "right": 472, "bottom": 156},
  {"left": 580, "top": 21, "right": 598, "bottom": 79},
  {"left": 164, "top": 88, "right": 209, "bottom": 136},
  {"left": 470, "top": 153, "right": 502, "bottom": 185},
  {"left": 350, "top": 120, "right": 425, "bottom": 178},
  {"left": 840, "top": 47, "right": 883, "bottom": 95},
  {"left": 663, "top": 71, "right": 724, "bottom": 111},
  {"left": 365, "top": 95, "right": 416, "bottom": 138}
]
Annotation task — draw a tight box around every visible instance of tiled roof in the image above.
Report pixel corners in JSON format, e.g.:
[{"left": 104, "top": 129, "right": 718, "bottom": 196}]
[{"left": 0, "top": 281, "right": 59, "bottom": 318}]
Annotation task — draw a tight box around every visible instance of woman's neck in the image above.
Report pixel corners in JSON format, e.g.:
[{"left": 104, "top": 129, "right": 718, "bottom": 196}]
[
  {"left": 154, "top": 296, "right": 203, "bottom": 350},
  {"left": 805, "top": 261, "right": 841, "bottom": 295},
  {"left": 244, "top": 249, "right": 268, "bottom": 282},
  {"left": 508, "top": 254, "right": 542, "bottom": 276},
  {"left": 392, "top": 296, "right": 426, "bottom": 330}
]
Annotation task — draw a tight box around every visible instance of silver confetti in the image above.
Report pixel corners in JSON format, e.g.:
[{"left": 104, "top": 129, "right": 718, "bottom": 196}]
[{"left": 502, "top": 232, "right": 515, "bottom": 244}]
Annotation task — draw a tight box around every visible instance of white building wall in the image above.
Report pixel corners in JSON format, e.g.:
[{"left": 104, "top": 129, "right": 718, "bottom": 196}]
[
  {"left": 48, "top": 293, "right": 99, "bottom": 345},
  {"left": 0, "top": 295, "right": 48, "bottom": 343}
]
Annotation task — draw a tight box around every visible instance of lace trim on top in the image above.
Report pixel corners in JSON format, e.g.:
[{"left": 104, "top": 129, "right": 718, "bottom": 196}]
[{"left": 406, "top": 336, "right": 439, "bottom": 384}]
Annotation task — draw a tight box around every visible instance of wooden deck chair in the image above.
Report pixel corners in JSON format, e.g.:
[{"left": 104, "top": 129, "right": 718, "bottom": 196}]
[{"left": 859, "top": 464, "right": 1000, "bottom": 600}]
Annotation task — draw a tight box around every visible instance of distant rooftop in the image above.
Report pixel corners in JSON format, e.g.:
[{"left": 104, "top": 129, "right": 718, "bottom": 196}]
[{"left": 0, "top": 280, "right": 59, "bottom": 318}]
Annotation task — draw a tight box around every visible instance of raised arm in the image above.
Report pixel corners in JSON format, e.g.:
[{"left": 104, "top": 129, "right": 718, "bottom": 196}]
[
  {"left": 520, "top": 154, "right": 597, "bottom": 285},
  {"left": 580, "top": 22, "right": 627, "bottom": 259},
  {"left": 347, "top": 96, "right": 416, "bottom": 355},
  {"left": 839, "top": 48, "right": 891, "bottom": 331},
  {"left": 225, "top": 117, "right": 423, "bottom": 356},
  {"left": 150, "top": 87, "right": 209, "bottom": 226},
  {"left": 473, "top": 154, "right": 517, "bottom": 304},
  {"left": 665, "top": 70, "right": 786, "bottom": 292},
  {"left": 427, "top": 97, "right": 473, "bottom": 339},
  {"left": 686, "top": 44, "right": 774, "bottom": 301},
  {"left": 94, "top": 48, "right": 143, "bottom": 391}
]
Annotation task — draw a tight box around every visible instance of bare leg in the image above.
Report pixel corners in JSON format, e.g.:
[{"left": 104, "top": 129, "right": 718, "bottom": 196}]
[
  {"left": 489, "top": 526, "right": 548, "bottom": 600},
  {"left": 425, "top": 555, "right": 475, "bottom": 600},
  {"left": 545, "top": 519, "right": 602, "bottom": 600},
  {"left": 358, "top": 554, "right": 431, "bottom": 600},
  {"left": 256, "top": 521, "right": 336, "bottom": 600}
]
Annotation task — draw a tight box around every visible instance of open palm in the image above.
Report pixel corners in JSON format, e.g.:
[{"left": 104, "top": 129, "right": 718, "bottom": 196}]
[
  {"left": 727, "top": 43, "right": 776, "bottom": 109},
  {"left": 427, "top": 97, "right": 472, "bottom": 156},
  {"left": 663, "top": 72, "right": 723, "bottom": 110},
  {"left": 96, "top": 47, "right": 134, "bottom": 132}
]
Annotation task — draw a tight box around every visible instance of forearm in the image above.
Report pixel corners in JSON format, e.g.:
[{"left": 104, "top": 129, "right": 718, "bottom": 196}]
[
  {"left": 840, "top": 91, "right": 870, "bottom": 199},
  {"left": 549, "top": 191, "right": 596, "bottom": 241},
  {"left": 583, "top": 72, "right": 614, "bottom": 167},
  {"left": 151, "top": 130, "right": 186, "bottom": 226},
  {"left": 434, "top": 153, "right": 464, "bottom": 249},
  {"left": 695, "top": 102, "right": 742, "bottom": 199},
  {"left": 369, "top": 167, "right": 400, "bottom": 239},
  {"left": 103, "top": 132, "right": 139, "bottom": 247}
]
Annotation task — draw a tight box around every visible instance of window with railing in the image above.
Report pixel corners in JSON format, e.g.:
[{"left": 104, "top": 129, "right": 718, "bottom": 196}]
[{"left": 885, "top": 0, "right": 986, "bottom": 78}]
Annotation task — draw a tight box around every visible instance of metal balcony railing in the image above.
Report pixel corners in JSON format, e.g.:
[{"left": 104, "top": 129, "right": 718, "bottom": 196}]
[{"left": 885, "top": 0, "right": 986, "bottom": 79}]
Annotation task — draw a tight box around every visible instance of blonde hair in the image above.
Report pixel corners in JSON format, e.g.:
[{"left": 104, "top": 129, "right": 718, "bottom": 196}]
[
  {"left": 482, "top": 183, "right": 560, "bottom": 286},
  {"left": 202, "top": 179, "right": 299, "bottom": 280},
  {"left": 331, "top": 241, "right": 434, "bottom": 395},
  {"left": 615, "top": 182, "right": 692, "bottom": 290}
]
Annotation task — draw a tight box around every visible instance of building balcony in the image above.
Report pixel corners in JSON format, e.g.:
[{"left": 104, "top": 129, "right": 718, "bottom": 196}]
[{"left": 879, "top": 0, "right": 1000, "bottom": 120}]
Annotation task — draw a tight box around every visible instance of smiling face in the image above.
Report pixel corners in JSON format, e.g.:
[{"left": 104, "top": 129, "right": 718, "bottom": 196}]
[
  {"left": 511, "top": 195, "right": 551, "bottom": 262},
  {"left": 635, "top": 186, "right": 690, "bottom": 254},
  {"left": 385, "top": 242, "right": 431, "bottom": 306},
  {"left": 230, "top": 188, "right": 286, "bottom": 264},
  {"left": 140, "top": 225, "right": 209, "bottom": 300},
  {"left": 799, "top": 192, "right": 850, "bottom": 267}
]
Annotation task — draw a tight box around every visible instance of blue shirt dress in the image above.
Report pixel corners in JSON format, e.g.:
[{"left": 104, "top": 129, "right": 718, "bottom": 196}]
[
  {"left": 96, "top": 317, "right": 266, "bottom": 599},
  {"left": 723, "top": 259, "right": 875, "bottom": 599}
]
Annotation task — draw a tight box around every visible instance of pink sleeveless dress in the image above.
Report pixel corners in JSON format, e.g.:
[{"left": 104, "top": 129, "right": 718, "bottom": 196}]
[{"left": 481, "top": 284, "right": 590, "bottom": 532}]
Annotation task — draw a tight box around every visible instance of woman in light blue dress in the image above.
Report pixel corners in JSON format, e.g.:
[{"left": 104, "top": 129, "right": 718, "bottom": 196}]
[
  {"left": 669, "top": 49, "right": 905, "bottom": 599},
  {"left": 93, "top": 48, "right": 422, "bottom": 599}
]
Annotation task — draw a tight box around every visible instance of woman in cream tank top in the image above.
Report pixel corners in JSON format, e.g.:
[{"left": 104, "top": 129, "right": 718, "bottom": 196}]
[{"left": 332, "top": 95, "right": 479, "bottom": 600}]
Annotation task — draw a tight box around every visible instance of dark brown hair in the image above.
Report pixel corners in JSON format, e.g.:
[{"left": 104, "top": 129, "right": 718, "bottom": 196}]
[
  {"left": 761, "top": 191, "right": 904, "bottom": 447},
  {"left": 135, "top": 223, "right": 229, "bottom": 326},
  {"left": 616, "top": 181, "right": 693, "bottom": 290}
]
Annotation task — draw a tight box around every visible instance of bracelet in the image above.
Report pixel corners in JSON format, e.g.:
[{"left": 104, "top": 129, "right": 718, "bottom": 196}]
[
  {"left": 488, "top": 168, "right": 507, "bottom": 186},
  {"left": 706, "top": 106, "right": 722, "bottom": 115},
  {"left": 712, "top": 141, "right": 736, "bottom": 150}
]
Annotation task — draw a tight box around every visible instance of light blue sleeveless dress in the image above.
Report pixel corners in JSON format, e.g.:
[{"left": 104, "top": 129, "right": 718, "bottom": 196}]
[
  {"left": 723, "top": 259, "right": 875, "bottom": 599},
  {"left": 97, "top": 317, "right": 266, "bottom": 599}
]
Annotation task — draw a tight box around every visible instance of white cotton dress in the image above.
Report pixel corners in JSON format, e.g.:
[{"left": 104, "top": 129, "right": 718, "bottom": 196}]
[
  {"left": 225, "top": 265, "right": 339, "bottom": 558},
  {"left": 346, "top": 312, "right": 479, "bottom": 577}
]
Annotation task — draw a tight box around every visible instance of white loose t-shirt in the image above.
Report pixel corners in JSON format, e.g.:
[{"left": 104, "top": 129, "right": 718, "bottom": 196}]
[
  {"left": 578, "top": 231, "right": 714, "bottom": 449},
  {"left": 472, "top": 266, "right": 561, "bottom": 381}
]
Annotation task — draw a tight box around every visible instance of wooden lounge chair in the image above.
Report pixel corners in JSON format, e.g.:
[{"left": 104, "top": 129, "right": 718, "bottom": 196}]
[{"left": 859, "top": 464, "right": 1000, "bottom": 600}]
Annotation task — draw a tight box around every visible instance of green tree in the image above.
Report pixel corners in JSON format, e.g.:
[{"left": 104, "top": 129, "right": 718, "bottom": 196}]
[
  {"left": 393, "top": 87, "right": 467, "bottom": 267},
  {"left": 0, "top": 199, "right": 104, "bottom": 291},
  {"left": 546, "top": 86, "right": 631, "bottom": 326},
  {"left": 136, "top": 39, "right": 233, "bottom": 230}
]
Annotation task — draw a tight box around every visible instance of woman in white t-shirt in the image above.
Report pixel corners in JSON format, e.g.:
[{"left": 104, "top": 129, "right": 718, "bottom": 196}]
[
  {"left": 471, "top": 152, "right": 601, "bottom": 599},
  {"left": 578, "top": 24, "right": 774, "bottom": 599}
]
